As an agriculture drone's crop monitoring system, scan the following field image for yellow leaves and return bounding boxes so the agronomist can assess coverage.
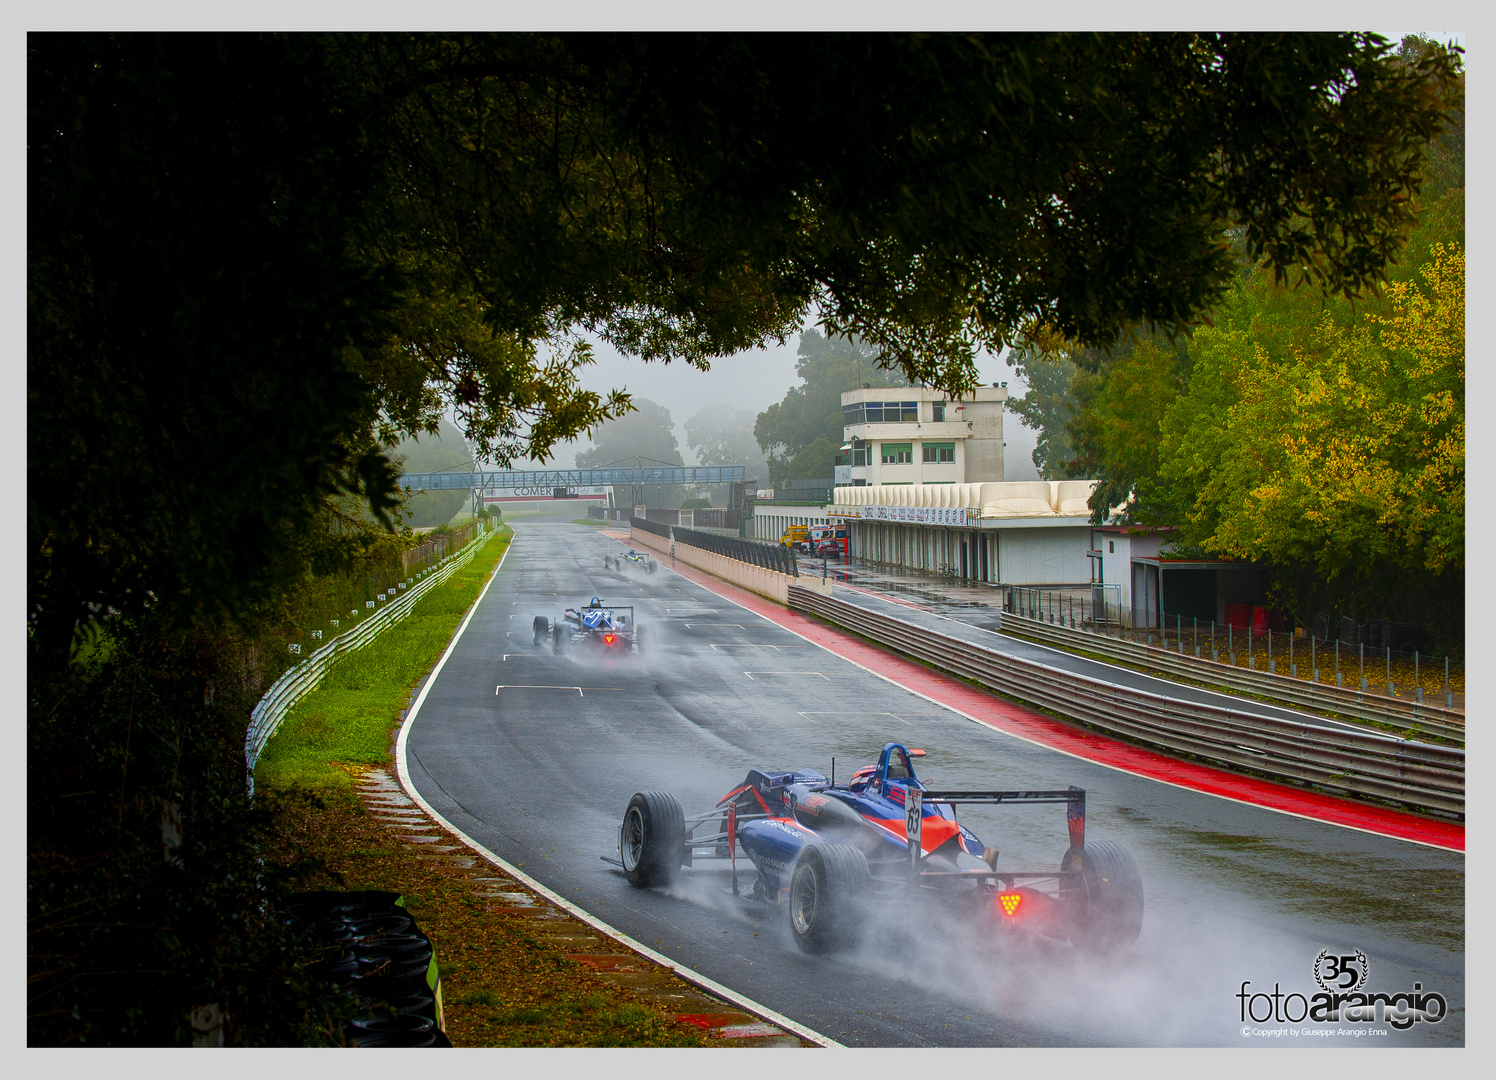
[1158,239,1463,578]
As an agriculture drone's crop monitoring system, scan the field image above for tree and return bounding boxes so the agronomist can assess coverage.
[392,419,473,529]
[754,329,909,485]
[575,399,683,469]
[30,32,1462,665]
[684,407,769,480]
[1007,352,1080,479]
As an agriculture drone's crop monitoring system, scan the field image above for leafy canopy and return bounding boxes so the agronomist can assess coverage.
[29,32,1462,661]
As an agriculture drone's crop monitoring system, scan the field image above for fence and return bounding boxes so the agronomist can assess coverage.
[630,515,672,539]
[243,523,498,793]
[670,524,800,576]
[997,595,1463,743]
[788,586,1463,817]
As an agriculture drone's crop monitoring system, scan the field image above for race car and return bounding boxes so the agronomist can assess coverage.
[533,598,646,654]
[604,549,656,573]
[610,742,1143,954]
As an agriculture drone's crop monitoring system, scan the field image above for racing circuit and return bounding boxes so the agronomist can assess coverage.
[400,517,1464,1047]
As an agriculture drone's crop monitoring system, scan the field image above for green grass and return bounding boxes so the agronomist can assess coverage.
[255,527,511,797]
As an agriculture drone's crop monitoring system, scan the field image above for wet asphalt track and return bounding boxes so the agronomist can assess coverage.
[404,520,1464,1047]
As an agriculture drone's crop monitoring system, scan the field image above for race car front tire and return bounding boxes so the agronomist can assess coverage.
[532,616,549,645]
[605,556,614,569]
[1061,840,1144,952]
[620,791,686,888]
[788,844,871,954]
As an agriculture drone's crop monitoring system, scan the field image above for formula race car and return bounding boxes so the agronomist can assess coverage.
[611,743,1143,954]
[604,549,656,574]
[533,598,646,654]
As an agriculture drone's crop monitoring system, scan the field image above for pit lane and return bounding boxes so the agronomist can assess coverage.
[401,518,1464,1047]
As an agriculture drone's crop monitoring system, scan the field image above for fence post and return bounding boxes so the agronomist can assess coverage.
[1445,656,1451,708]
[1415,651,1422,704]
[1359,642,1365,692]
[1386,645,1393,697]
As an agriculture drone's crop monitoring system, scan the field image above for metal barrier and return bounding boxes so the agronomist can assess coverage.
[244,524,498,792]
[629,515,672,539]
[995,608,1464,746]
[787,587,1463,818]
[671,524,799,577]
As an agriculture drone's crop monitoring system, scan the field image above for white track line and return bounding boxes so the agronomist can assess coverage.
[625,536,1462,855]
[395,526,844,1049]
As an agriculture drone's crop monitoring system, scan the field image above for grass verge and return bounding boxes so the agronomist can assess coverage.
[255,527,711,1047]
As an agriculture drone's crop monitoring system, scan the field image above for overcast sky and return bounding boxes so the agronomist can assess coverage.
[508,323,1041,479]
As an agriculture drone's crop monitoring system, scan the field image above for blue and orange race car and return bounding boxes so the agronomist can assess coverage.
[533,599,645,654]
[614,742,1143,954]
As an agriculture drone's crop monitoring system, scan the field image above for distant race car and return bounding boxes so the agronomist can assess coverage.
[605,549,656,574]
[533,598,646,654]
[610,742,1143,954]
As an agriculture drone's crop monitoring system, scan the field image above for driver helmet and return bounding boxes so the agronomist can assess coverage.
[847,764,878,792]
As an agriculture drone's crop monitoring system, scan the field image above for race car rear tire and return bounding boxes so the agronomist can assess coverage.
[552,624,571,654]
[620,791,686,888]
[635,626,647,654]
[532,616,549,645]
[646,558,656,574]
[1061,840,1144,952]
[788,844,871,954]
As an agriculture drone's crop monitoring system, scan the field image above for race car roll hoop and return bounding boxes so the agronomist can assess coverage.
[609,743,1144,954]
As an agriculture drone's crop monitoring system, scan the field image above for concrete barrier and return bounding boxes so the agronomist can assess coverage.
[630,525,832,605]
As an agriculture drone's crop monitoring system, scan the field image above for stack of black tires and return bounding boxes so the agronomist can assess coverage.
[287,889,451,1047]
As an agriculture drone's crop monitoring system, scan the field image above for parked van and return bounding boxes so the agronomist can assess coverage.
[779,524,811,548]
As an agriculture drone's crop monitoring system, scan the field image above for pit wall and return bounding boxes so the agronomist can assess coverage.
[629,526,833,605]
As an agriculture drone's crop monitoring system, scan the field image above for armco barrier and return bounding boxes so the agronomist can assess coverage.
[997,608,1463,746]
[244,525,499,793]
[788,586,1463,817]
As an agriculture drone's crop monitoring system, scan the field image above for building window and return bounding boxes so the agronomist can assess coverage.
[881,442,913,465]
[1109,540,1115,553]
[858,401,919,424]
[932,401,945,422]
[854,448,867,466]
[922,442,955,463]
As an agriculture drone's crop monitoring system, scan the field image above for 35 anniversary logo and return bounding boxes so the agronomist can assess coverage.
[1237,948,1446,1032]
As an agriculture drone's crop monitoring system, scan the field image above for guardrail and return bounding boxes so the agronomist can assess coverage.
[995,608,1464,746]
[244,524,499,793]
[787,587,1463,818]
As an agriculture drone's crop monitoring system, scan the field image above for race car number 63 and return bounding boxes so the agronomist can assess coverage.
[906,788,922,870]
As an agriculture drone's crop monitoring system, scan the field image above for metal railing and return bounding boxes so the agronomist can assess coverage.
[244,524,498,793]
[787,587,1463,818]
[629,515,672,539]
[994,608,1463,746]
[671,524,799,577]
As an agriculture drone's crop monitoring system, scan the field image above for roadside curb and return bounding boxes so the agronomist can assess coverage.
[620,537,1463,854]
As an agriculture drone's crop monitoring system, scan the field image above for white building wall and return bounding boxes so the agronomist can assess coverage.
[995,526,1093,586]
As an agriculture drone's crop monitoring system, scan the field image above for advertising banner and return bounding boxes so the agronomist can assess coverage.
[832,505,969,526]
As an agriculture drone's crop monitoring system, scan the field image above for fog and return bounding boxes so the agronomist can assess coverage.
[493,327,1042,481]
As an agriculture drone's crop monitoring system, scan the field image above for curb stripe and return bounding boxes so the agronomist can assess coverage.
[637,542,1462,854]
[395,528,845,1049]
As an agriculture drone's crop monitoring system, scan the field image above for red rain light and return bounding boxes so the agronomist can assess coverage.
[998,892,1022,917]
[604,634,615,644]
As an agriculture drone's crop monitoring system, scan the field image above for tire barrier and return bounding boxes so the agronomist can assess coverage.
[669,524,799,577]
[787,587,1464,818]
[284,890,450,1047]
[244,525,497,793]
[997,608,1464,746]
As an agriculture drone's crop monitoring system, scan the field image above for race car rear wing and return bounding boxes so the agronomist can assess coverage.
[909,786,1086,874]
